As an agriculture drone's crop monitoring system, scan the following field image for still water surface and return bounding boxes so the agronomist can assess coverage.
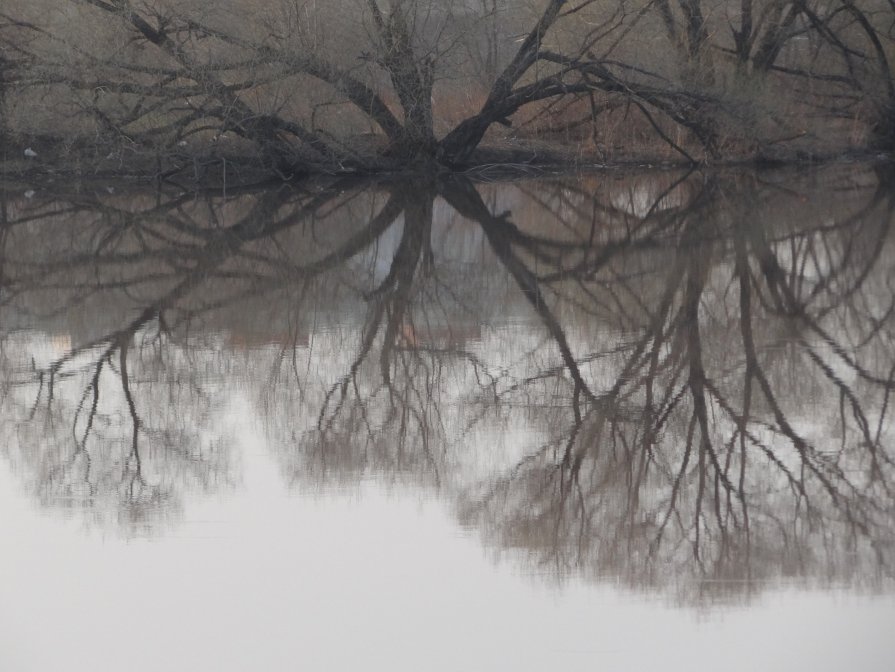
[1,164,894,670]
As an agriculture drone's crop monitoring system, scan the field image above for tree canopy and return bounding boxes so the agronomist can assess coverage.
[1,0,893,176]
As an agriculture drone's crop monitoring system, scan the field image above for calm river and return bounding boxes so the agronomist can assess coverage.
[1,163,894,670]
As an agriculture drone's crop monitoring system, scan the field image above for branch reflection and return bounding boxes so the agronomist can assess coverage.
[1,164,893,600]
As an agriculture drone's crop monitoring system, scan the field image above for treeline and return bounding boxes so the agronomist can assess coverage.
[0,0,893,175]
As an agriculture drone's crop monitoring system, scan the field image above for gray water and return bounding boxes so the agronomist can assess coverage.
[1,164,894,671]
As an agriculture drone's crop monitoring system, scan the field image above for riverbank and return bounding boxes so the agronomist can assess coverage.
[2,132,891,192]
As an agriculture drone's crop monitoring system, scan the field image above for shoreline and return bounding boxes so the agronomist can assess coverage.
[1,141,891,193]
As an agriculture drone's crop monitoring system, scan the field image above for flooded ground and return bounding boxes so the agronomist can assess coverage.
[1,164,894,670]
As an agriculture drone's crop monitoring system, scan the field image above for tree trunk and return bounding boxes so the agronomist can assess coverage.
[0,53,7,142]
[390,55,436,160]
[438,0,569,165]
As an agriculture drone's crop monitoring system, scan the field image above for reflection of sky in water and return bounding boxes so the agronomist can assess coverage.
[2,424,894,672]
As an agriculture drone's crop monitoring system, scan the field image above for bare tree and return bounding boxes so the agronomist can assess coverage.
[0,0,892,175]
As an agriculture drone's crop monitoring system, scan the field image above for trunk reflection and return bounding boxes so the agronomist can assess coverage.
[1,164,893,602]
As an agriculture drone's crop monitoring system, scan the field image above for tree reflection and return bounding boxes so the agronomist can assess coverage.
[450,167,895,600]
[0,164,893,599]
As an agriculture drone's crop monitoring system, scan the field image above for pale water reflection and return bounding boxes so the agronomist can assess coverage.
[2,450,894,672]
[1,164,894,670]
